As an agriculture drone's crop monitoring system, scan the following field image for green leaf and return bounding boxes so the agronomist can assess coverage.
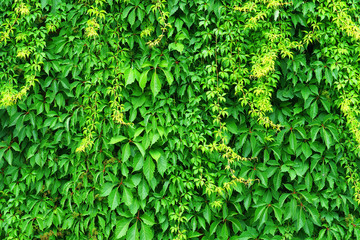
[169,42,184,53]
[159,60,168,68]
[307,206,321,226]
[221,224,229,239]
[256,171,268,187]
[203,205,211,224]
[310,141,325,153]
[301,142,312,159]
[128,9,136,26]
[122,142,131,163]
[157,155,168,176]
[138,179,149,200]
[228,217,243,233]
[115,218,132,239]
[140,222,153,240]
[150,71,161,97]
[100,183,115,197]
[125,68,136,86]
[310,127,320,142]
[109,188,121,210]
[301,87,312,102]
[5,150,13,165]
[309,101,318,119]
[314,68,322,82]
[126,222,138,240]
[162,70,174,85]
[273,172,283,191]
[139,70,149,91]
[143,157,155,182]
[41,0,48,9]
[141,61,153,68]
[324,68,332,85]
[289,131,297,152]
[259,207,268,227]
[254,205,266,223]
[296,127,307,139]
[272,205,283,224]
[123,186,133,207]
[296,208,305,231]
[305,172,313,192]
[141,213,155,226]
[134,142,146,156]
[320,98,331,113]
[149,148,161,161]
[209,220,221,235]
[109,135,127,144]
[321,128,331,149]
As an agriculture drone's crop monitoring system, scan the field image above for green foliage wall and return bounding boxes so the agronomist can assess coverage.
[1,0,360,239]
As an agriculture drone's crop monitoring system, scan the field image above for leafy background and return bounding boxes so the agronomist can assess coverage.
[1,0,360,239]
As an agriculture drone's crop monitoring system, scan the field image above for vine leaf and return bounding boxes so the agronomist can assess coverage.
[150,71,161,97]
[139,70,149,91]
[115,218,132,239]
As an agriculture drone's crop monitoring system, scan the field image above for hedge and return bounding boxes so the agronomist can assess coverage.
[1,0,360,239]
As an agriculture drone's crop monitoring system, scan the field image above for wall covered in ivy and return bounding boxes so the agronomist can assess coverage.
[1,0,360,239]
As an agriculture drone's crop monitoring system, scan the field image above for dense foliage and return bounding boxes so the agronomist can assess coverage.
[1,0,360,239]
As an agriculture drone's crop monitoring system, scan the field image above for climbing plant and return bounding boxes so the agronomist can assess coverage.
[1,0,360,239]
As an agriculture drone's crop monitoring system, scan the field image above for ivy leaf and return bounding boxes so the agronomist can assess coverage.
[141,213,155,226]
[149,148,161,161]
[309,101,318,119]
[100,183,115,197]
[127,222,139,240]
[305,172,313,192]
[169,42,184,53]
[108,188,121,210]
[324,68,332,85]
[157,156,168,176]
[289,131,297,152]
[128,9,136,26]
[121,6,133,19]
[320,98,331,113]
[273,172,283,191]
[134,142,146,156]
[122,142,131,163]
[140,222,154,240]
[272,205,283,224]
[138,179,149,200]
[307,206,321,226]
[310,126,320,142]
[203,205,211,224]
[125,68,136,86]
[254,205,267,223]
[162,70,174,85]
[314,68,322,82]
[123,186,133,207]
[41,0,48,9]
[109,135,127,144]
[301,87,312,102]
[5,150,13,165]
[321,128,331,149]
[228,218,243,233]
[209,220,221,235]
[115,218,132,239]
[143,157,155,182]
[150,71,161,97]
[221,224,229,239]
[159,60,168,68]
[296,208,305,231]
[139,70,149,91]
[301,143,312,159]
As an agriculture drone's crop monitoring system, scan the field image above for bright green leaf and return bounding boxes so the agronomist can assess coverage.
[150,71,161,97]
